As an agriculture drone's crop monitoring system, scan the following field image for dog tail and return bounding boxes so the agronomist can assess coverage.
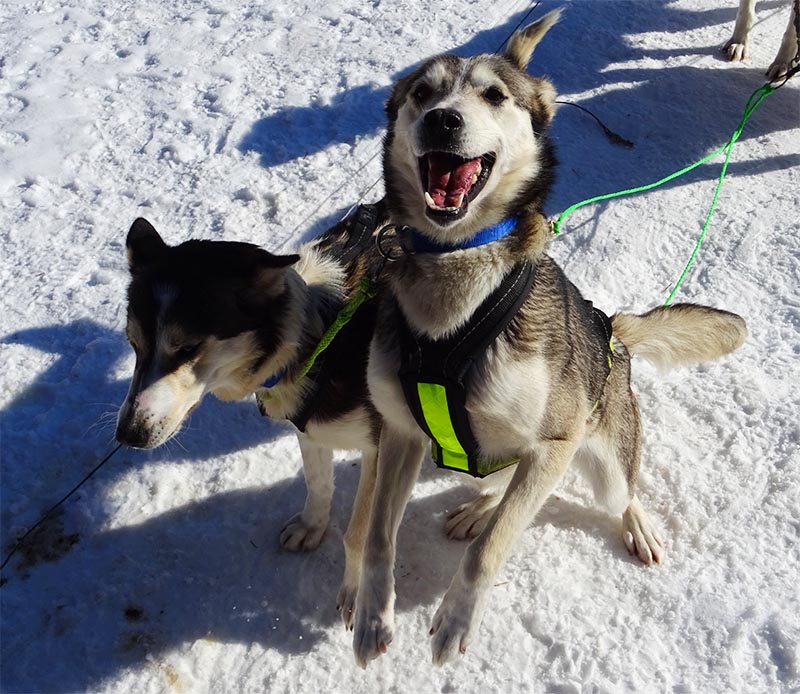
[611,303,747,370]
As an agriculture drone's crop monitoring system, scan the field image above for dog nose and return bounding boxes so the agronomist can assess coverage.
[115,420,150,448]
[424,108,463,133]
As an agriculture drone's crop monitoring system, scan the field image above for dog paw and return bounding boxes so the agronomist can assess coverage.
[622,497,664,566]
[445,494,498,540]
[353,609,394,668]
[279,514,326,552]
[766,60,791,81]
[723,38,748,62]
[429,583,485,666]
[336,582,358,630]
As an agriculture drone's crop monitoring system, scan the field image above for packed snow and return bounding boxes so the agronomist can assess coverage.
[1,0,798,692]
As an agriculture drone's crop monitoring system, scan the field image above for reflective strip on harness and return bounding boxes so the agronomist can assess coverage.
[417,382,470,473]
[397,262,536,478]
[397,260,614,478]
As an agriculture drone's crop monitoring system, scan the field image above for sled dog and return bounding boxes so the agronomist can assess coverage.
[352,10,747,667]
[116,210,387,625]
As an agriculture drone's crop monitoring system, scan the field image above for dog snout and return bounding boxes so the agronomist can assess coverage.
[424,108,464,135]
[115,417,151,448]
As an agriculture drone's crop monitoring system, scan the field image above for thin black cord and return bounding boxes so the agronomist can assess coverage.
[492,0,542,54]
[555,99,636,148]
[1,443,123,572]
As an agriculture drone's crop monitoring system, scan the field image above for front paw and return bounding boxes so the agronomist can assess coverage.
[429,583,485,666]
[279,513,327,551]
[723,38,748,62]
[353,608,394,668]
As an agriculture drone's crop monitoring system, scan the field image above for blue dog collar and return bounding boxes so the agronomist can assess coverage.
[261,368,286,389]
[407,217,518,254]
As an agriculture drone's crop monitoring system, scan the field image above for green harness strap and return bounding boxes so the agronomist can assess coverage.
[551,82,778,304]
[295,277,376,382]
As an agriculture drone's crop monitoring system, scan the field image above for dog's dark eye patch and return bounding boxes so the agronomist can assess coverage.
[483,86,506,105]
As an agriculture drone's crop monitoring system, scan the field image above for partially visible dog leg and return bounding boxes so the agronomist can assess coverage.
[766,7,799,79]
[579,437,664,565]
[724,0,756,61]
[280,436,334,551]
[337,448,378,630]
[353,426,425,668]
[579,380,665,565]
[430,438,580,666]
[445,466,515,540]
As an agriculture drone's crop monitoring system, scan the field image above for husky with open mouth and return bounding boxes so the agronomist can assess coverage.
[116,209,388,626]
[353,11,747,667]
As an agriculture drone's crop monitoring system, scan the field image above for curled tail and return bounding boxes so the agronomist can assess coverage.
[611,303,747,371]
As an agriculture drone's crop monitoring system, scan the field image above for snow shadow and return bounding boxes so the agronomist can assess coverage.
[240,1,799,216]
[0,451,640,692]
[0,320,291,544]
[0,461,468,691]
[237,7,543,169]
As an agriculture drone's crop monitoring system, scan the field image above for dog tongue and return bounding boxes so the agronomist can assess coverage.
[427,154,481,208]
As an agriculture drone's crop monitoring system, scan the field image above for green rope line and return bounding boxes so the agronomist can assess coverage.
[275,83,780,388]
[551,82,776,305]
[294,276,377,381]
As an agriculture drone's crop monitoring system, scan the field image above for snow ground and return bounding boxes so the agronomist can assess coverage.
[1,0,798,692]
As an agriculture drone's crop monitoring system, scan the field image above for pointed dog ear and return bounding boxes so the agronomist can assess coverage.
[126,218,167,272]
[237,252,300,315]
[255,252,300,296]
[505,9,561,70]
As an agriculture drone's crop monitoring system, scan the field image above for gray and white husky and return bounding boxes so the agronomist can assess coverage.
[116,213,386,624]
[352,11,747,667]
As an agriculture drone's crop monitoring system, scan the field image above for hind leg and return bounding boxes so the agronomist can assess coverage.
[579,388,664,565]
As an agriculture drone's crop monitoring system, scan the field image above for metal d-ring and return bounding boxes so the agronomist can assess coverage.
[376,224,415,261]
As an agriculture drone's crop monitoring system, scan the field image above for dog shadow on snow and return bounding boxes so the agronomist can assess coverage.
[240,0,798,238]
[0,442,632,692]
[1,322,631,692]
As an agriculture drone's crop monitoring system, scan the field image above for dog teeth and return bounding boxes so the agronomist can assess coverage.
[424,191,464,212]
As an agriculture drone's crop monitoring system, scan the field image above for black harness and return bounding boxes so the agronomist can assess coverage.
[396,261,536,477]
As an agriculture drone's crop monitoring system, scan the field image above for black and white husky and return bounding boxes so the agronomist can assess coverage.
[116,212,386,625]
[352,11,748,667]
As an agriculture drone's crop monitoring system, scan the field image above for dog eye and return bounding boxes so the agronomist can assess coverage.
[483,87,506,105]
[177,342,202,359]
[413,83,431,103]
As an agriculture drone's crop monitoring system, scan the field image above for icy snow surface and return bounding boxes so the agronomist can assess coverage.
[1,0,799,692]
